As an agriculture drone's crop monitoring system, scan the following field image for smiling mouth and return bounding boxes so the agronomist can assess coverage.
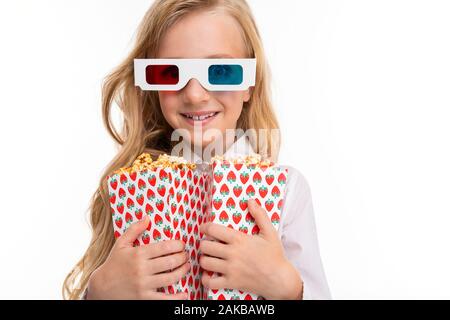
[180,112,219,121]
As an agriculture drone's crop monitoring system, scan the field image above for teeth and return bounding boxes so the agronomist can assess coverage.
[184,112,216,121]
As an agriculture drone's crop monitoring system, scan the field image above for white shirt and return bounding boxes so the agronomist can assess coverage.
[179,135,332,300]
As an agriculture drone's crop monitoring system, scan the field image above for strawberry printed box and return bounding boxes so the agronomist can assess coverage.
[107,153,288,300]
[201,156,288,300]
[107,153,209,300]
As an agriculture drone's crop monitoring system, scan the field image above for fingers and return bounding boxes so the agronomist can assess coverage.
[201,272,227,290]
[199,255,227,274]
[148,251,189,274]
[117,215,150,247]
[139,240,186,259]
[150,261,191,288]
[154,292,188,300]
[200,222,239,244]
[247,199,275,236]
[199,239,229,259]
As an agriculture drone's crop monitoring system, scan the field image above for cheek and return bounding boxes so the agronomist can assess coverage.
[215,92,246,125]
[158,92,180,128]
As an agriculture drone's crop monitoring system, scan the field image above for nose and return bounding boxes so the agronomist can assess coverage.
[181,78,210,105]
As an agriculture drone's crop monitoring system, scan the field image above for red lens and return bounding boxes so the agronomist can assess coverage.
[145,65,179,85]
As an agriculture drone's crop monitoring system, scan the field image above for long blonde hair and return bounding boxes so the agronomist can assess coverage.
[63,0,280,299]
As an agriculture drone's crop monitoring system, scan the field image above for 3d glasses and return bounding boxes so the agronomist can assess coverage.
[134,58,256,91]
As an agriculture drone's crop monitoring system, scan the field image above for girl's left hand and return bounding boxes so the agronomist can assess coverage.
[199,199,303,300]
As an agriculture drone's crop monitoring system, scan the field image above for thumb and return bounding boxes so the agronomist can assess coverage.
[117,215,150,247]
[248,199,275,237]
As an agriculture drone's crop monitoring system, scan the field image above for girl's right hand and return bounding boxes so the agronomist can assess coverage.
[86,215,190,300]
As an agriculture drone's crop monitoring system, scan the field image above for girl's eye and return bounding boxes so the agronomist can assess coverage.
[210,65,233,78]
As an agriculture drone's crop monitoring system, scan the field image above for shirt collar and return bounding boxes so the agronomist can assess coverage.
[177,135,257,164]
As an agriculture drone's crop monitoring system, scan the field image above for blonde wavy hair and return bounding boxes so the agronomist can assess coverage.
[63,0,280,299]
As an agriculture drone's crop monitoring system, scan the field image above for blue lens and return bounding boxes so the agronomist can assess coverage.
[208,64,243,85]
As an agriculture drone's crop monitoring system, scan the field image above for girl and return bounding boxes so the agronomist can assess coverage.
[63,0,331,300]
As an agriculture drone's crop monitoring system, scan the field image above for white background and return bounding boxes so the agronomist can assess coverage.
[0,0,449,299]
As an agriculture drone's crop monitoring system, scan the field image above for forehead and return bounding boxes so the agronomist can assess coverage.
[157,9,247,59]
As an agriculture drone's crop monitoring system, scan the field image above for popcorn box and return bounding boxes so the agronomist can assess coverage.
[107,154,209,300]
[107,153,288,300]
[201,158,288,300]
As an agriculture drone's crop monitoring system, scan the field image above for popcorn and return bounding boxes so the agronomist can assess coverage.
[107,152,288,300]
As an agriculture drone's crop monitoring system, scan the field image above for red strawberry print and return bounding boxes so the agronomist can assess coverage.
[115,216,123,228]
[182,234,188,244]
[278,199,284,210]
[271,212,280,224]
[253,172,262,184]
[226,198,235,209]
[271,186,281,198]
[179,168,185,178]
[183,194,189,205]
[193,224,199,236]
[278,172,287,185]
[187,170,192,181]
[157,185,166,197]
[129,171,137,181]
[219,211,229,223]
[187,223,193,234]
[126,198,134,209]
[212,198,222,210]
[188,276,193,287]
[169,186,174,199]
[119,174,127,184]
[176,192,182,203]
[127,183,136,196]
[221,161,230,169]
[174,177,180,188]
[165,210,171,222]
[173,217,179,229]
[220,184,229,196]
[145,203,153,215]
[154,214,163,226]
[142,233,150,244]
[227,171,236,183]
[180,219,186,231]
[239,225,248,234]
[159,169,168,181]
[109,178,118,190]
[156,199,164,212]
[265,174,274,185]
[171,203,177,215]
[118,188,126,199]
[252,225,260,235]
[213,171,223,183]
[185,209,191,221]
[116,202,124,214]
[265,199,274,212]
[218,294,226,300]
[240,171,249,184]
[138,178,146,191]
[136,194,144,206]
[153,229,161,241]
[125,212,133,224]
[163,225,173,238]
[135,208,143,220]
[146,188,155,201]
[133,239,140,247]
[181,276,187,287]
[189,235,195,248]
[188,185,194,196]
[175,230,180,240]
[259,186,268,198]
[245,212,255,223]
[244,294,253,300]
[233,185,242,197]
[146,218,152,231]
[109,193,116,204]
[148,174,156,186]
[114,230,121,239]
[234,163,243,171]
[239,199,248,211]
[193,174,198,185]
[232,211,242,224]
[246,185,255,197]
